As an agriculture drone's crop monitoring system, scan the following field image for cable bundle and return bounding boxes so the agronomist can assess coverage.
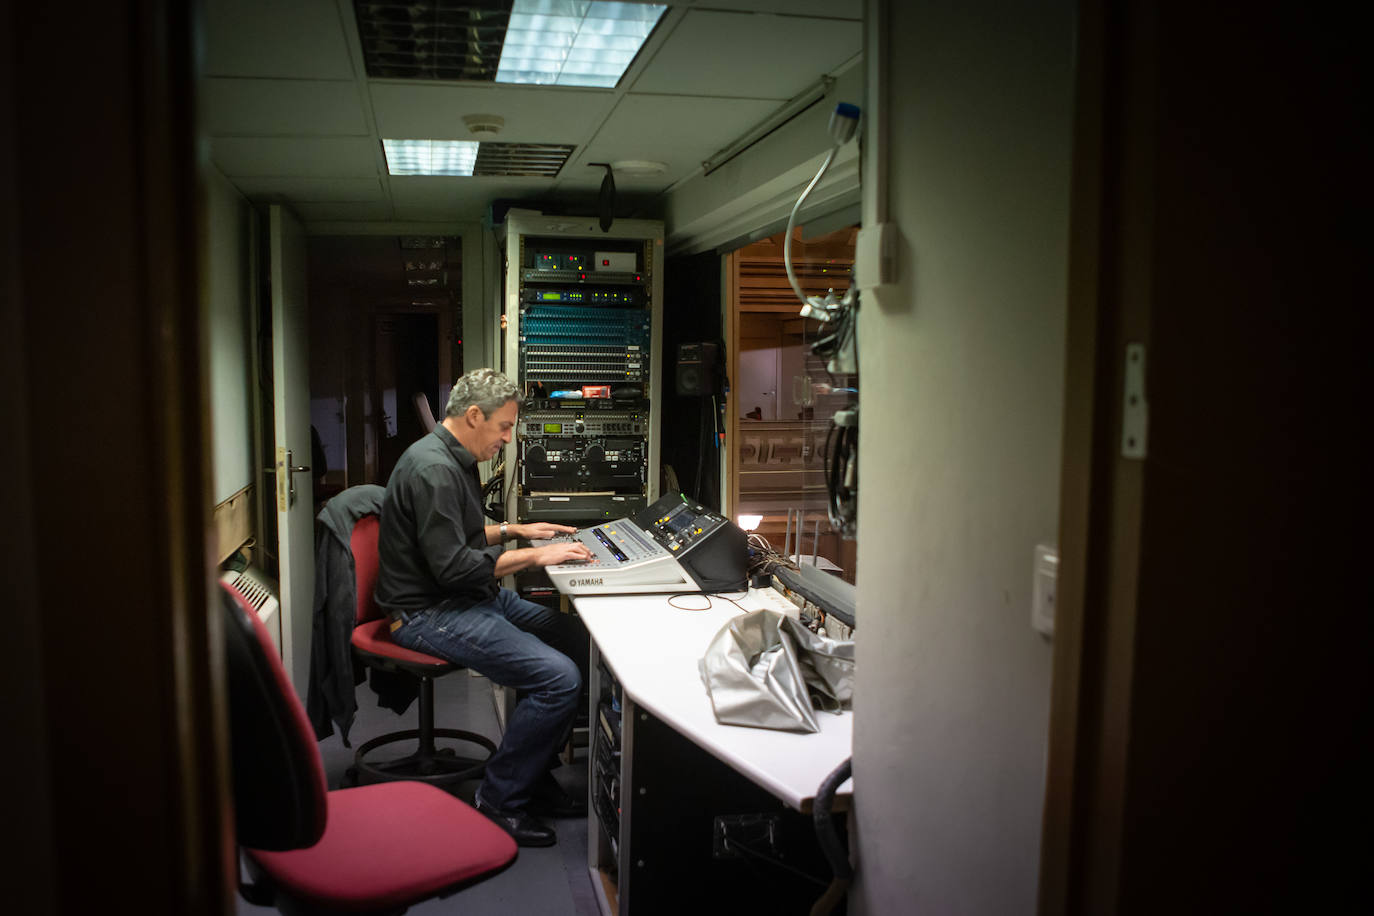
[805,283,859,378]
[782,101,864,541]
[823,410,858,538]
[746,533,799,579]
[482,454,507,521]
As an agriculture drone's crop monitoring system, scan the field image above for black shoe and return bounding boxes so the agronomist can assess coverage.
[474,797,556,847]
[527,772,587,818]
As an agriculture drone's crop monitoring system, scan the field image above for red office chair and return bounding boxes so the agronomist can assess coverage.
[347,514,495,786]
[222,582,517,913]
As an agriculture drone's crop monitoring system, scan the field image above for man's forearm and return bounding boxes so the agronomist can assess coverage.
[493,547,539,578]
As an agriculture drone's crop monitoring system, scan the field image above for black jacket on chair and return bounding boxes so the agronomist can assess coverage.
[307,485,419,744]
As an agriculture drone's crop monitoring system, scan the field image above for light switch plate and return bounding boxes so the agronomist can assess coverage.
[855,222,897,289]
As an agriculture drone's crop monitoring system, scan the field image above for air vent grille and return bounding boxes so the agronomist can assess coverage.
[221,568,280,618]
[354,0,513,81]
[231,572,272,611]
[474,143,575,178]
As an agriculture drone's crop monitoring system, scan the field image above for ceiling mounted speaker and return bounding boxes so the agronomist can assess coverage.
[593,163,616,232]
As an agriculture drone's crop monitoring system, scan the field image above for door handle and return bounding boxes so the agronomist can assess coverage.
[273,447,312,510]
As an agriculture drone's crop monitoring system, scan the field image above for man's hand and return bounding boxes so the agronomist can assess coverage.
[534,541,593,566]
[520,522,578,540]
[491,530,594,577]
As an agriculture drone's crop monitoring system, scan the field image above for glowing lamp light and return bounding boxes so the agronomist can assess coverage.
[738,514,763,532]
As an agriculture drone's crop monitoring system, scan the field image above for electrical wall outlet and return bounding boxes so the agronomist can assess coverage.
[1032,544,1058,637]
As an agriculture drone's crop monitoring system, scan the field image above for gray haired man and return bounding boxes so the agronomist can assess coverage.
[376,368,593,846]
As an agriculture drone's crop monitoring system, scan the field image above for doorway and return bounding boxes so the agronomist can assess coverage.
[307,235,461,491]
[373,311,440,484]
[725,226,858,583]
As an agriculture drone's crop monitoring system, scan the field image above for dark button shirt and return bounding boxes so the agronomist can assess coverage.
[375,425,503,613]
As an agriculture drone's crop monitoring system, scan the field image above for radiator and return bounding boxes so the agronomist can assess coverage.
[221,567,282,654]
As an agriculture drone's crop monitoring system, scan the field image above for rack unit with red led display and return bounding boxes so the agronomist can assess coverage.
[499,213,665,527]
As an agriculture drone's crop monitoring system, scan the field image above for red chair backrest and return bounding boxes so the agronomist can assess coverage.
[221,581,328,851]
[351,514,383,625]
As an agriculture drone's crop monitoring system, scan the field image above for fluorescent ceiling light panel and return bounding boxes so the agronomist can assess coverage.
[382,139,479,176]
[497,0,667,88]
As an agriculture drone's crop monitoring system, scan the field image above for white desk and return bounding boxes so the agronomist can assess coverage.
[573,588,853,915]
[574,589,853,810]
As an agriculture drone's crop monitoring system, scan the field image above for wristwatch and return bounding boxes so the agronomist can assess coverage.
[500,522,509,540]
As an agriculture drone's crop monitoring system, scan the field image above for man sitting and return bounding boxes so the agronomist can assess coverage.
[376,368,593,846]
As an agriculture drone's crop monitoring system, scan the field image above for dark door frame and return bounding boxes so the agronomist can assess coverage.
[1040,2,1361,911]
[5,0,234,912]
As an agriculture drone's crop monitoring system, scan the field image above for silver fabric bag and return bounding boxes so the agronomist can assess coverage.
[699,609,855,733]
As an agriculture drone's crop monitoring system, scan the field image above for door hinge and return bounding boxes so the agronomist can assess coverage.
[1121,343,1148,459]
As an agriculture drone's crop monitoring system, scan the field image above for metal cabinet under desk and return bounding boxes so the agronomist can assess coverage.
[576,593,853,916]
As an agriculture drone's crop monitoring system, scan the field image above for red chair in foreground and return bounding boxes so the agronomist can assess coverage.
[222,581,517,913]
[347,513,495,786]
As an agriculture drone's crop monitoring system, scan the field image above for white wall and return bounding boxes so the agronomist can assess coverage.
[853,1,1074,912]
[205,163,256,504]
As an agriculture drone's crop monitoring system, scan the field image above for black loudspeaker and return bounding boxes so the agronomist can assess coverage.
[676,341,722,396]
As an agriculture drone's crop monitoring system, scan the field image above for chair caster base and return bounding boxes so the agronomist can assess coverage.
[353,727,496,788]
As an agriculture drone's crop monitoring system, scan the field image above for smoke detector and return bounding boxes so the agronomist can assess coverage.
[463,114,505,139]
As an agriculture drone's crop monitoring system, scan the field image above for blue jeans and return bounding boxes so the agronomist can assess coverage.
[391,588,586,812]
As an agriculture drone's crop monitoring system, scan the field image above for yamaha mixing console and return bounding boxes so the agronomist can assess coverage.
[540,493,747,595]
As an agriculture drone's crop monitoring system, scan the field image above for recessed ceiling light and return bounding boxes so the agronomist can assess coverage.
[382,139,479,176]
[610,159,668,177]
[496,1,668,88]
[384,139,577,178]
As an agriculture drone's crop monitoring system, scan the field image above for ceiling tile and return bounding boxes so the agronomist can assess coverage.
[680,0,861,18]
[388,176,550,219]
[353,0,510,81]
[229,177,386,202]
[292,200,396,222]
[631,10,861,99]
[210,137,381,178]
[579,94,779,171]
[203,79,369,137]
[199,0,865,227]
[204,0,356,80]
[369,83,618,146]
